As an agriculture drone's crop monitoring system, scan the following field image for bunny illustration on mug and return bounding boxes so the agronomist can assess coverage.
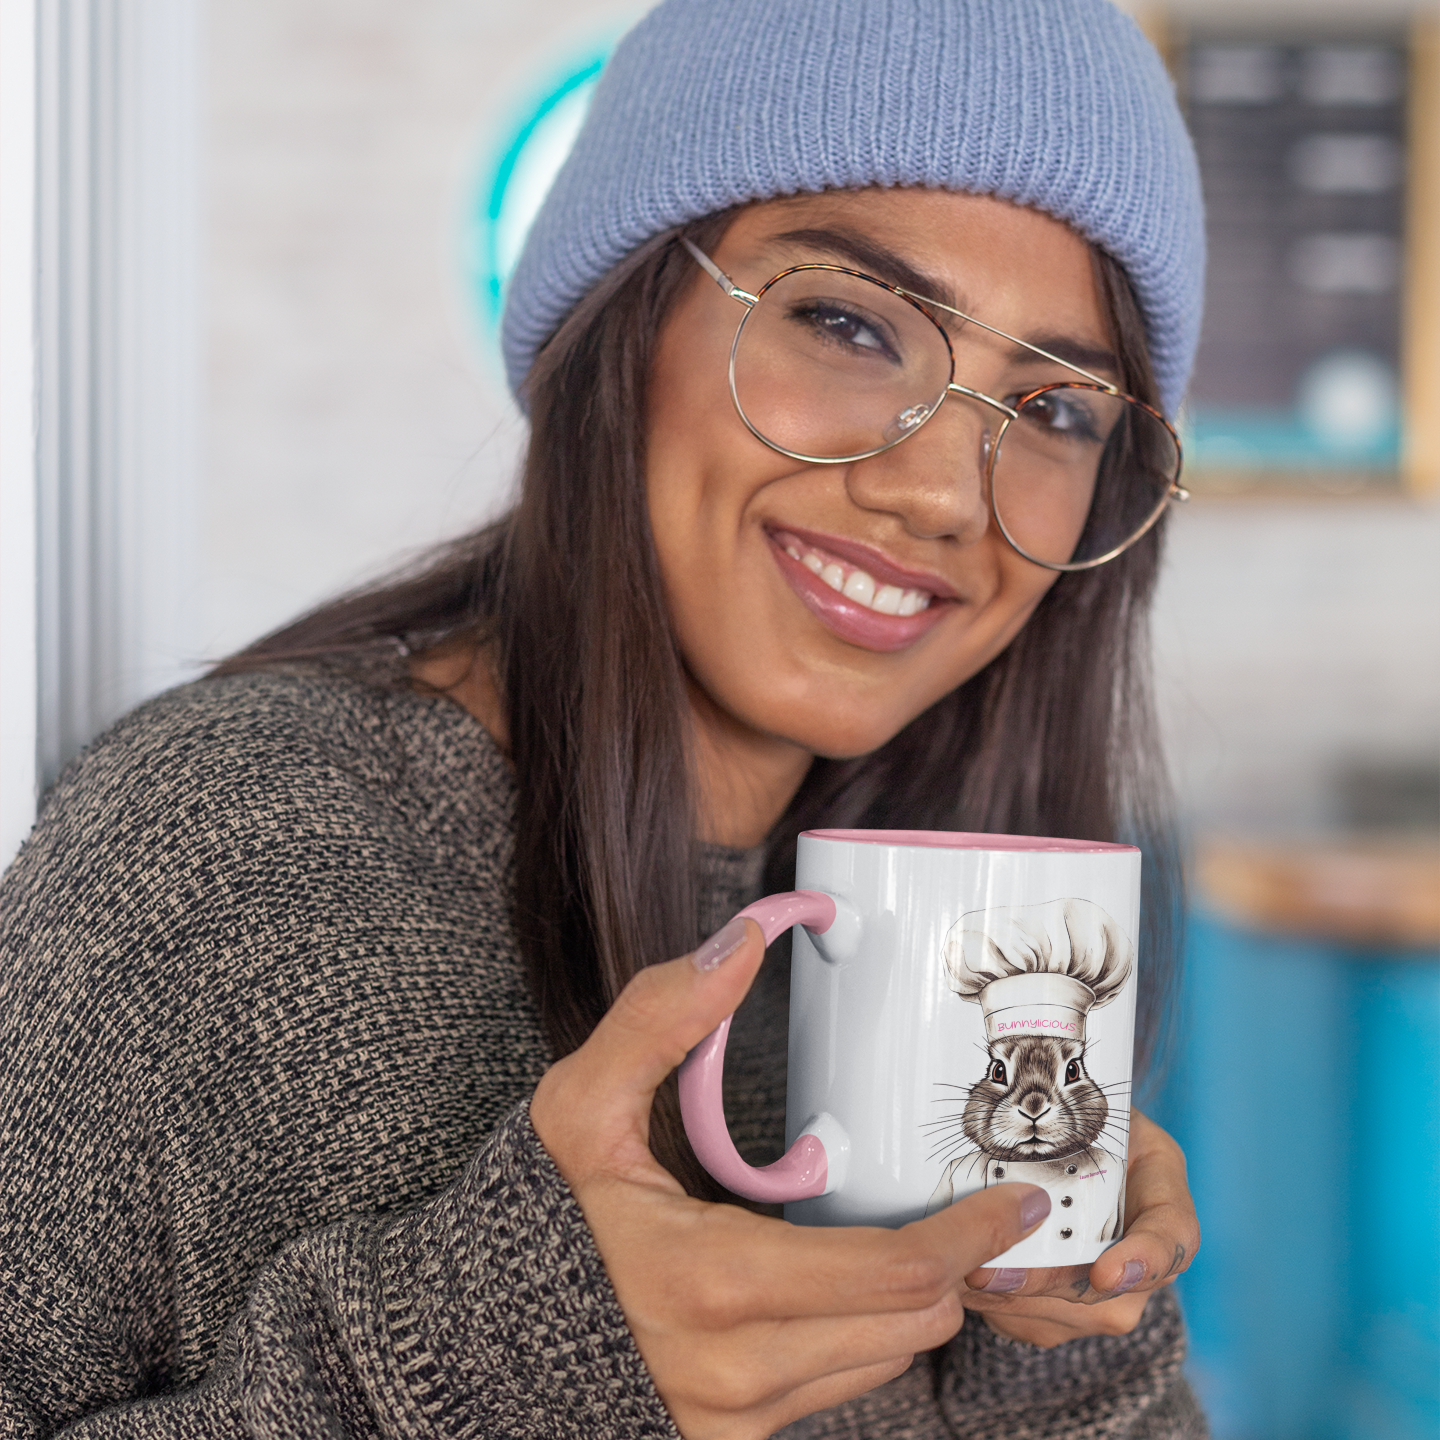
[677,828,1141,1262]
[925,897,1134,1246]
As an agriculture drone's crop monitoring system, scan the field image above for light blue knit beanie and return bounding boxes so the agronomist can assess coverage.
[502,0,1204,418]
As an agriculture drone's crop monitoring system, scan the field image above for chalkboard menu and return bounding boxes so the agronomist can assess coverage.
[1183,35,1409,487]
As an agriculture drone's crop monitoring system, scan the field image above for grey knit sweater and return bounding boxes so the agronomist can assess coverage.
[0,669,1205,1439]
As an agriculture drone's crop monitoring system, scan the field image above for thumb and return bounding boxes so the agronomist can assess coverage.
[914,1181,1054,1279]
[591,916,766,1110]
[532,917,766,1178]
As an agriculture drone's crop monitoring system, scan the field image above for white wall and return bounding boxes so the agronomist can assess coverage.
[205,0,636,660]
[205,0,1440,835]
[3,0,204,867]
[0,0,38,867]
[1154,495,1438,832]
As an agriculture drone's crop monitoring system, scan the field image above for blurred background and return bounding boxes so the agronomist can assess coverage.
[0,1,1435,1437]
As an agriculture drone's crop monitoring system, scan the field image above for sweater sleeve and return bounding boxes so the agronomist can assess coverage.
[772,1289,1206,1440]
[0,673,681,1440]
[937,1291,1207,1439]
[0,1102,679,1440]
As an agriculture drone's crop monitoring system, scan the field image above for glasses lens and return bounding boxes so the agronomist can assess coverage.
[732,268,952,460]
[990,387,1180,568]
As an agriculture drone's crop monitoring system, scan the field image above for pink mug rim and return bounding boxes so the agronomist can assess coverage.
[800,827,1139,854]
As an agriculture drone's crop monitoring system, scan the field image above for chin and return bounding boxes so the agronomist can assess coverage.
[787,714,915,762]
[750,682,929,760]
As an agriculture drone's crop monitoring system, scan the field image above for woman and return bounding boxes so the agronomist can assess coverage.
[0,1,1206,1436]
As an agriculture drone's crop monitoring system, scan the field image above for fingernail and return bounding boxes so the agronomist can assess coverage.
[1113,1260,1147,1293]
[691,917,748,972]
[1019,1187,1052,1230]
[984,1268,1026,1293]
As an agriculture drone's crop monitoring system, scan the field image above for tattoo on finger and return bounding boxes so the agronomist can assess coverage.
[1162,1242,1186,1279]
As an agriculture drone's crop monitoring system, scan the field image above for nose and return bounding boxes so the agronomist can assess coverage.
[843,393,994,543]
[1019,1092,1052,1120]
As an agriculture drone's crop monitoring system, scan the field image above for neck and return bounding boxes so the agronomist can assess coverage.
[686,673,813,849]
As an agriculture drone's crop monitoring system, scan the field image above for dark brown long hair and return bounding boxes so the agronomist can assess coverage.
[215,205,1181,1198]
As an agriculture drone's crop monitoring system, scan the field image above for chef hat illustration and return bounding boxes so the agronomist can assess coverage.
[941,898,1133,1043]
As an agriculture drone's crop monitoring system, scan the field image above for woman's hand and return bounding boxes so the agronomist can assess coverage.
[960,1110,1201,1348]
[530,921,1052,1440]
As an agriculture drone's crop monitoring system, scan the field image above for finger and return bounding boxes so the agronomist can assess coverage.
[750,1356,917,1440]
[644,1180,1052,1322]
[593,917,769,1105]
[683,1291,964,1415]
[964,1112,1200,1303]
[962,1262,1094,1301]
[975,1289,1153,1347]
[1086,1111,1199,1297]
[756,1292,964,1395]
[531,917,768,1177]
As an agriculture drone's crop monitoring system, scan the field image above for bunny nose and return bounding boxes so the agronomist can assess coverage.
[1019,1092,1052,1119]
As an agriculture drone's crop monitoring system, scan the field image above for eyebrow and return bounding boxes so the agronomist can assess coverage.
[1010,337,1120,379]
[764,224,1121,381]
[767,226,961,312]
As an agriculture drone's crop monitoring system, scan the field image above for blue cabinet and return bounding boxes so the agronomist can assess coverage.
[1154,914,1439,1440]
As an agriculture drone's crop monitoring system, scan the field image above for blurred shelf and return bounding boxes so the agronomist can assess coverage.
[1195,835,1440,949]
[1176,479,1430,505]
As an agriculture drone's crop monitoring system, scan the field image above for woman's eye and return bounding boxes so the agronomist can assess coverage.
[792,303,895,358]
[989,1060,1008,1085]
[1064,1059,1082,1083]
[1020,392,1103,442]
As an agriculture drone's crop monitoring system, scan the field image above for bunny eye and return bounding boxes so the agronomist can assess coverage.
[1064,1059,1082,1084]
[989,1060,1008,1085]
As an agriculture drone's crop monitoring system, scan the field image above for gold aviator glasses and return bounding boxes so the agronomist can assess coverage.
[684,238,1188,572]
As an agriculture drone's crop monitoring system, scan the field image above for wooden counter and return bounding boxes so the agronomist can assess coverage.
[1195,836,1440,950]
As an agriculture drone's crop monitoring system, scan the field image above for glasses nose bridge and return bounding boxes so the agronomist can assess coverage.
[886,378,1002,506]
[944,380,1019,421]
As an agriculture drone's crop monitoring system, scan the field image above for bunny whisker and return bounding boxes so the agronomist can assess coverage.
[932,1148,987,1181]
[928,1137,980,1161]
[920,1122,973,1140]
[929,1140,984,1168]
[920,1115,973,1134]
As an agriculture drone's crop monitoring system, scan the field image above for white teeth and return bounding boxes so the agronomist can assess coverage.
[842,570,876,606]
[873,584,904,615]
[786,540,936,618]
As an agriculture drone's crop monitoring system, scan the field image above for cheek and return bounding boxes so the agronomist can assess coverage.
[645,304,760,595]
[992,463,1096,566]
[645,361,797,633]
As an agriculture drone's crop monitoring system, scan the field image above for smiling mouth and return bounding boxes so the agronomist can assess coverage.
[771,531,938,616]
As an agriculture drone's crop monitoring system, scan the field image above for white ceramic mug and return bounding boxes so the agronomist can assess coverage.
[679,828,1141,1267]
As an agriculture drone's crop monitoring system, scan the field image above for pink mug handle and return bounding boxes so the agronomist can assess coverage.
[679,890,843,1203]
